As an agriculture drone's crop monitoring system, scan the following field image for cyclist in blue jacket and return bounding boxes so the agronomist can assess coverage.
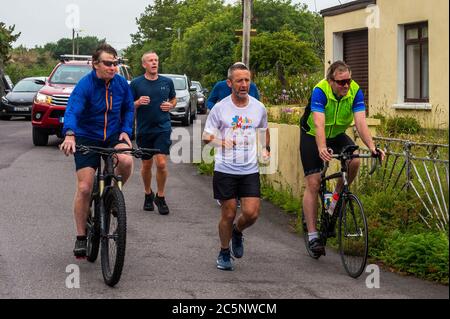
[60,44,134,258]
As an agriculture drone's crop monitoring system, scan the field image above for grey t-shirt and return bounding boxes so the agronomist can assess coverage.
[203,95,268,175]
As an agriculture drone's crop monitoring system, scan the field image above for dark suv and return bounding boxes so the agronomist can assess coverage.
[31,55,132,146]
[192,80,208,114]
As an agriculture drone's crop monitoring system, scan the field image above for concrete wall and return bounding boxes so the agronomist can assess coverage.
[323,0,449,129]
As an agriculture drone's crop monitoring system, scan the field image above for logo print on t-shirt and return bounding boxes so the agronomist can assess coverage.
[231,115,253,130]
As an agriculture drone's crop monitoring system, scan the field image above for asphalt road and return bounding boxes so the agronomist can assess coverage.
[0,116,447,299]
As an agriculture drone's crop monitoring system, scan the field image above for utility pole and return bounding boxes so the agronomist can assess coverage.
[242,0,251,67]
[72,28,75,56]
[76,31,79,55]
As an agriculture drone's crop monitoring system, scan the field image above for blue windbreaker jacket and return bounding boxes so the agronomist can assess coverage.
[62,70,134,141]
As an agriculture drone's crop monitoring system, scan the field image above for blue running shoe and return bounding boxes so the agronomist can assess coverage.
[231,224,244,258]
[216,249,234,271]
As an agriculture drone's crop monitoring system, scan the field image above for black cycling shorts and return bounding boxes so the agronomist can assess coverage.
[74,133,125,171]
[300,131,356,176]
[136,131,172,160]
[213,171,261,200]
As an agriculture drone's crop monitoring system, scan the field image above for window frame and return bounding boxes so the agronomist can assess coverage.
[404,22,429,103]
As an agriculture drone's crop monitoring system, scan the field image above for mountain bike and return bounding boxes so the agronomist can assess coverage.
[302,144,381,278]
[76,144,158,287]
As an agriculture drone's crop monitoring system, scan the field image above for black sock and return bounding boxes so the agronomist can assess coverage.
[221,248,230,253]
[77,236,87,241]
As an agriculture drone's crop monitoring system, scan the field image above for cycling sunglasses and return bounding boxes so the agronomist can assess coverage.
[333,78,352,86]
[101,60,119,67]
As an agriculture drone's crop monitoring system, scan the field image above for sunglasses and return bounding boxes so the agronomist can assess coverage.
[101,60,119,67]
[333,78,352,86]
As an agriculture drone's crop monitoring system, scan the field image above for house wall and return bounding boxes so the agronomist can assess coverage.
[323,0,449,129]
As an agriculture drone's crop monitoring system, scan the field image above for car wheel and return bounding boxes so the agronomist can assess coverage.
[32,127,49,146]
[182,106,190,126]
[0,115,12,120]
[190,106,196,123]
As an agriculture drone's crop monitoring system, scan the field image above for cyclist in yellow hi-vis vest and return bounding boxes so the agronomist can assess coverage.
[299,61,385,258]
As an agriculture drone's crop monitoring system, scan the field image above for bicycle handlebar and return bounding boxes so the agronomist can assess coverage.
[75,145,160,159]
[324,145,382,175]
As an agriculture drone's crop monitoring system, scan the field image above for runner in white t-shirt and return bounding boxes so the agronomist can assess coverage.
[203,62,270,271]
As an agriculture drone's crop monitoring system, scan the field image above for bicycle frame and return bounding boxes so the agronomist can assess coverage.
[77,144,159,286]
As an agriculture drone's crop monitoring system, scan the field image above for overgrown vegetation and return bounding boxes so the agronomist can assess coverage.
[260,180,301,214]
[255,71,322,106]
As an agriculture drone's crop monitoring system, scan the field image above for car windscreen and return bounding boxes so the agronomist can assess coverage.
[168,77,186,90]
[192,82,202,91]
[50,64,91,85]
[12,79,44,92]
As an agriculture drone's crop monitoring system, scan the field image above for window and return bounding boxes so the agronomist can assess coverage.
[405,22,428,102]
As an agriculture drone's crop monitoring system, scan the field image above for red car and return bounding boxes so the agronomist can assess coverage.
[31,55,133,146]
[32,55,92,146]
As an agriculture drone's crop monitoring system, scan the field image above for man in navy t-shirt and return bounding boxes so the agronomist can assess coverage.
[130,51,176,215]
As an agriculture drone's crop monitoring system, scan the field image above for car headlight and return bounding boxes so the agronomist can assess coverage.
[1,96,8,104]
[34,93,52,105]
[176,96,189,103]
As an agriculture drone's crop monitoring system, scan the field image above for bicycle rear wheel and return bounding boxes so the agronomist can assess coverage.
[338,193,368,278]
[101,186,127,287]
[86,179,100,262]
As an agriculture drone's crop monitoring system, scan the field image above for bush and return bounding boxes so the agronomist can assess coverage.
[382,230,449,283]
[254,71,322,106]
[386,116,421,135]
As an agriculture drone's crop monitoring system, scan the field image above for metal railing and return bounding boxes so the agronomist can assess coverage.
[359,136,449,231]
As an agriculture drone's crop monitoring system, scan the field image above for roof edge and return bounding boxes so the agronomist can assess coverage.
[320,0,376,17]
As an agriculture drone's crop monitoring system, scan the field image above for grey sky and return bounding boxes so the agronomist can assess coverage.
[0,0,353,50]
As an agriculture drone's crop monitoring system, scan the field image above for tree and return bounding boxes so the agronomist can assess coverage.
[42,36,106,60]
[164,7,241,88]
[0,22,21,65]
[252,0,324,58]
[126,0,324,88]
[241,29,321,75]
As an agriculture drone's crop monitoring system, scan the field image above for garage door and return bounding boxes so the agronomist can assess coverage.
[343,29,369,111]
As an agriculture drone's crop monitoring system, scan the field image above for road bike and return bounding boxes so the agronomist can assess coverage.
[76,144,158,287]
[302,144,381,278]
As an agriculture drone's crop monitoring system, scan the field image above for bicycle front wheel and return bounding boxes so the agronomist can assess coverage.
[101,186,127,287]
[338,193,368,278]
[86,179,100,263]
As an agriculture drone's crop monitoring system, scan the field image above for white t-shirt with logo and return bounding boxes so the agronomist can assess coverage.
[203,95,268,175]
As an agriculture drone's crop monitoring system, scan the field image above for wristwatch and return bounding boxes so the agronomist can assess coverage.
[65,129,75,137]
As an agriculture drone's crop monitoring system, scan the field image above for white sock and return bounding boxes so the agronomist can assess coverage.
[308,232,319,241]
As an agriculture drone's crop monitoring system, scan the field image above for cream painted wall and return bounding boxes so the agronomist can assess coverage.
[323,0,449,129]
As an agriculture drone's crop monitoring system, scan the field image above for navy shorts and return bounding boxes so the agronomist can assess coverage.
[213,171,261,200]
[300,131,356,176]
[136,131,172,160]
[74,133,125,171]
